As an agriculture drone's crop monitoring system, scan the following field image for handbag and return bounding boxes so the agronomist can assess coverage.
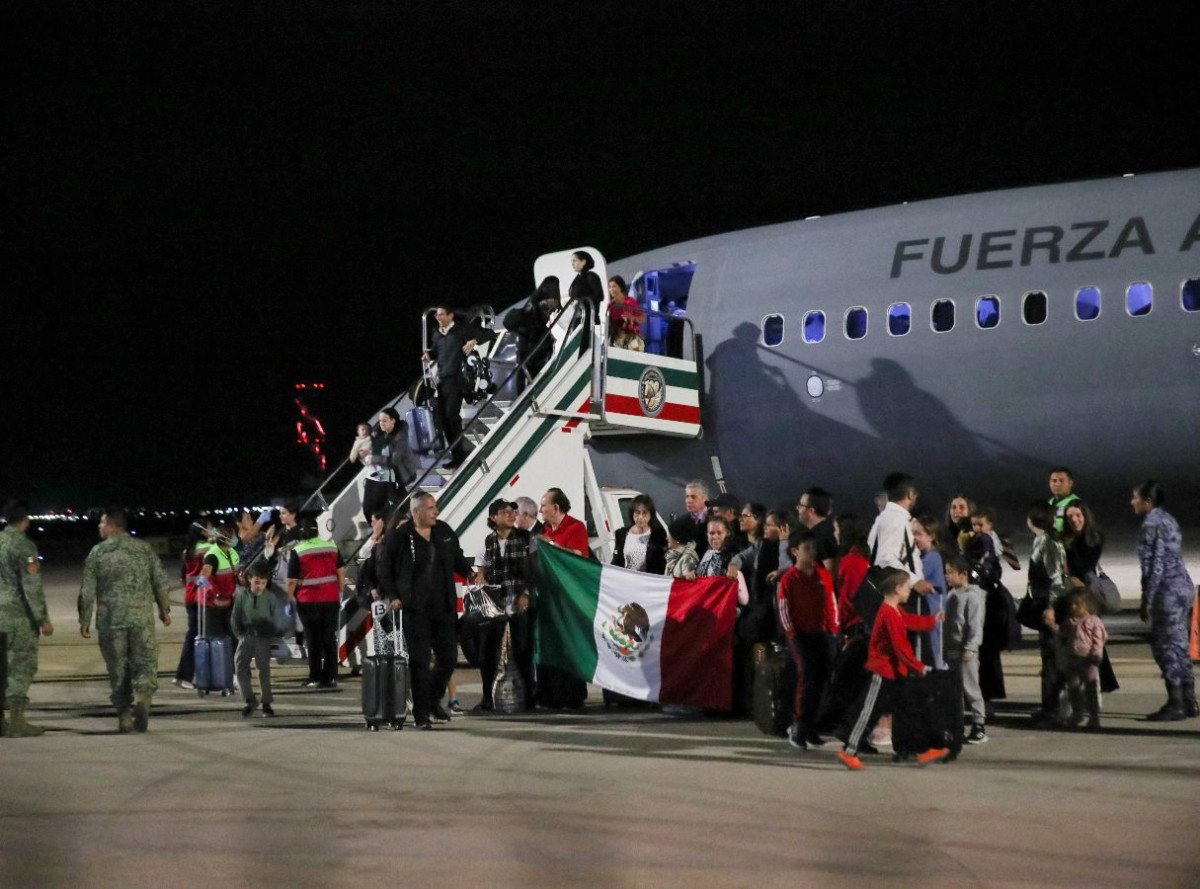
[1086,569,1121,615]
[1016,590,1047,631]
[461,584,506,636]
[491,625,526,714]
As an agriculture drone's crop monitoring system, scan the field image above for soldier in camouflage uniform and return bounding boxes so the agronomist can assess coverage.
[1,502,55,737]
[78,509,172,733]
[1133,481,1198,721]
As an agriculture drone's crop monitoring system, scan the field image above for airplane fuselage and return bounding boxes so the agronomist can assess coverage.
[589,169,1200,532]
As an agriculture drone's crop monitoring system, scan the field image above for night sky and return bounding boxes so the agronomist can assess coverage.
[4,2,1195,509]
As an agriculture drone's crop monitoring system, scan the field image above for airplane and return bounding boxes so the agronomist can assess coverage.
[589,166,1200,535]
[311,167,1200,580]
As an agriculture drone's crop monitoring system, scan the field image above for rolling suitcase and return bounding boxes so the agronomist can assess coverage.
[362,601,409,731]
[194,596,234,696]
[892,670,962,761]
[406,406,440,455]
[752,643,797,737]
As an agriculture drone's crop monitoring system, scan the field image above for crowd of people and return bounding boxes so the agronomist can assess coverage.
[1,462,1198,753]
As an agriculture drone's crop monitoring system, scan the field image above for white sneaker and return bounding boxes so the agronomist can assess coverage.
[172,678,195,691]
[868,726,893,748]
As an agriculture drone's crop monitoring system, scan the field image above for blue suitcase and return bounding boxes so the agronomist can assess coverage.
[195,599,234,696]
[406,406,441,454]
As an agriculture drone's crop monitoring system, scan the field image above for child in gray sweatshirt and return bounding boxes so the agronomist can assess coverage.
[944,555,988,744]
[231,562,286,717]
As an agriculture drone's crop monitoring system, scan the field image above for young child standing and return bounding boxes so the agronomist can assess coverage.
[778,534,839,750]
[838,567,948,770]
[231,563,284,717]
[1053,590,1108,729]
[944,555,988,744]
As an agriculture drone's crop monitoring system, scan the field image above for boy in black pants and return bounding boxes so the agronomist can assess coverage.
[838,567,948,770]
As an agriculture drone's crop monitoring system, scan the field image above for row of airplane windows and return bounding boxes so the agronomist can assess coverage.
[760,277,1200,346]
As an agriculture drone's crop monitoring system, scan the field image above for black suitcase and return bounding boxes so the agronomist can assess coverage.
[362,603,409,731]
[892,670,963,760]
[752,643,797,737]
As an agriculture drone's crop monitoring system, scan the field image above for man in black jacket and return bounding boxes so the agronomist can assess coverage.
[423,306,475,468]
[378,492,472,729]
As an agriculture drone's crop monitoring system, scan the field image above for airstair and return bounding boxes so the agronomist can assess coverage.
[300,248,703,568]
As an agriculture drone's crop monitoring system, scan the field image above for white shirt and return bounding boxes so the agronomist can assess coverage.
[867,501,924,584]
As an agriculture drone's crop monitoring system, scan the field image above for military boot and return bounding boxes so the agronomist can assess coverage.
[1182,676,1199,718]
[117,710,135,733]
[1146,681,1186,722]
[3,704,47,738]
[131,694,152,733]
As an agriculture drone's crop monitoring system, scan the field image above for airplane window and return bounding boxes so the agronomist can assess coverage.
[761,313,785,347]
[844,307,867,340]
[803,311,825,343]
[1126,281,1152,317]
[976,295,1000,329]
[1023,291,1048,325]
[931,299,955,332]
[887,303,911,336]
[1184,278,1200,312]
[1075,286,1101,321]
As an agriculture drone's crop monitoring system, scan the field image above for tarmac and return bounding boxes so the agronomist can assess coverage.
[2,551,1199,889]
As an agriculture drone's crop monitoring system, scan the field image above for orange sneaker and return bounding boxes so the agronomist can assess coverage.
[916,747,950,765]
[837,749,865,771]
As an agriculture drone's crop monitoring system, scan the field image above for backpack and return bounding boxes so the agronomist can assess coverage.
[852,524,917,632]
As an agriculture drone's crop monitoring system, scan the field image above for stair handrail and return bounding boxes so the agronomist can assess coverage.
[401,297,593,504]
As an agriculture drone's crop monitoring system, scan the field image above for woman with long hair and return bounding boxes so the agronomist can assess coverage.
[611,494,667,575]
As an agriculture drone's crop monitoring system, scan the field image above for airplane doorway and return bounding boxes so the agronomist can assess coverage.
[633,262,695,356]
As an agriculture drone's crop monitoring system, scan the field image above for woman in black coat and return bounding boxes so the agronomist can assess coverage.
[611,494,667,575]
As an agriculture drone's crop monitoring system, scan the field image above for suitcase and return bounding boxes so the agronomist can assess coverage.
[892,670,964,761]
[362,602,409,731]
[194,598,234,696]
[406,406,441,455]
[752,642,797,737]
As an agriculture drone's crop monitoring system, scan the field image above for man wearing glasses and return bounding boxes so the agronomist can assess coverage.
[797,487,838,577]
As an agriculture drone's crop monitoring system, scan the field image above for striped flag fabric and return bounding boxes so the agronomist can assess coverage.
[535,544,738,709]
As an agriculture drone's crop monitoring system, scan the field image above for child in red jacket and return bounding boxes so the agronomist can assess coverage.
[838,567,948,770]
[778,534,839,750]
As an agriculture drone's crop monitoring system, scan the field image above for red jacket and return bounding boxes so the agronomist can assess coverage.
[777,564,838,637]
[836,549,870,631]
[544,514,589,558]
[867,602,937,679]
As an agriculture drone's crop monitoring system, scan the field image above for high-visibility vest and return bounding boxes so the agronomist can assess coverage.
[293,538,341,603]
[203,545,241,609]
[183,541,215,605]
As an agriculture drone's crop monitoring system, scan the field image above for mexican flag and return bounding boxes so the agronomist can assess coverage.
[535,543,739,710]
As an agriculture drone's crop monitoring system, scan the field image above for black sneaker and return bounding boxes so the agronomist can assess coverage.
[471,701,495,714]
[415,721,434,731]
[242,701,257,718]
[805,734,827,749]
[430,704,452,723]
[966,725,988,744]
[262,703,275,717]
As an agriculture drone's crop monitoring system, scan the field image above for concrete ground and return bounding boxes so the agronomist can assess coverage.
[2,557,1199,889]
